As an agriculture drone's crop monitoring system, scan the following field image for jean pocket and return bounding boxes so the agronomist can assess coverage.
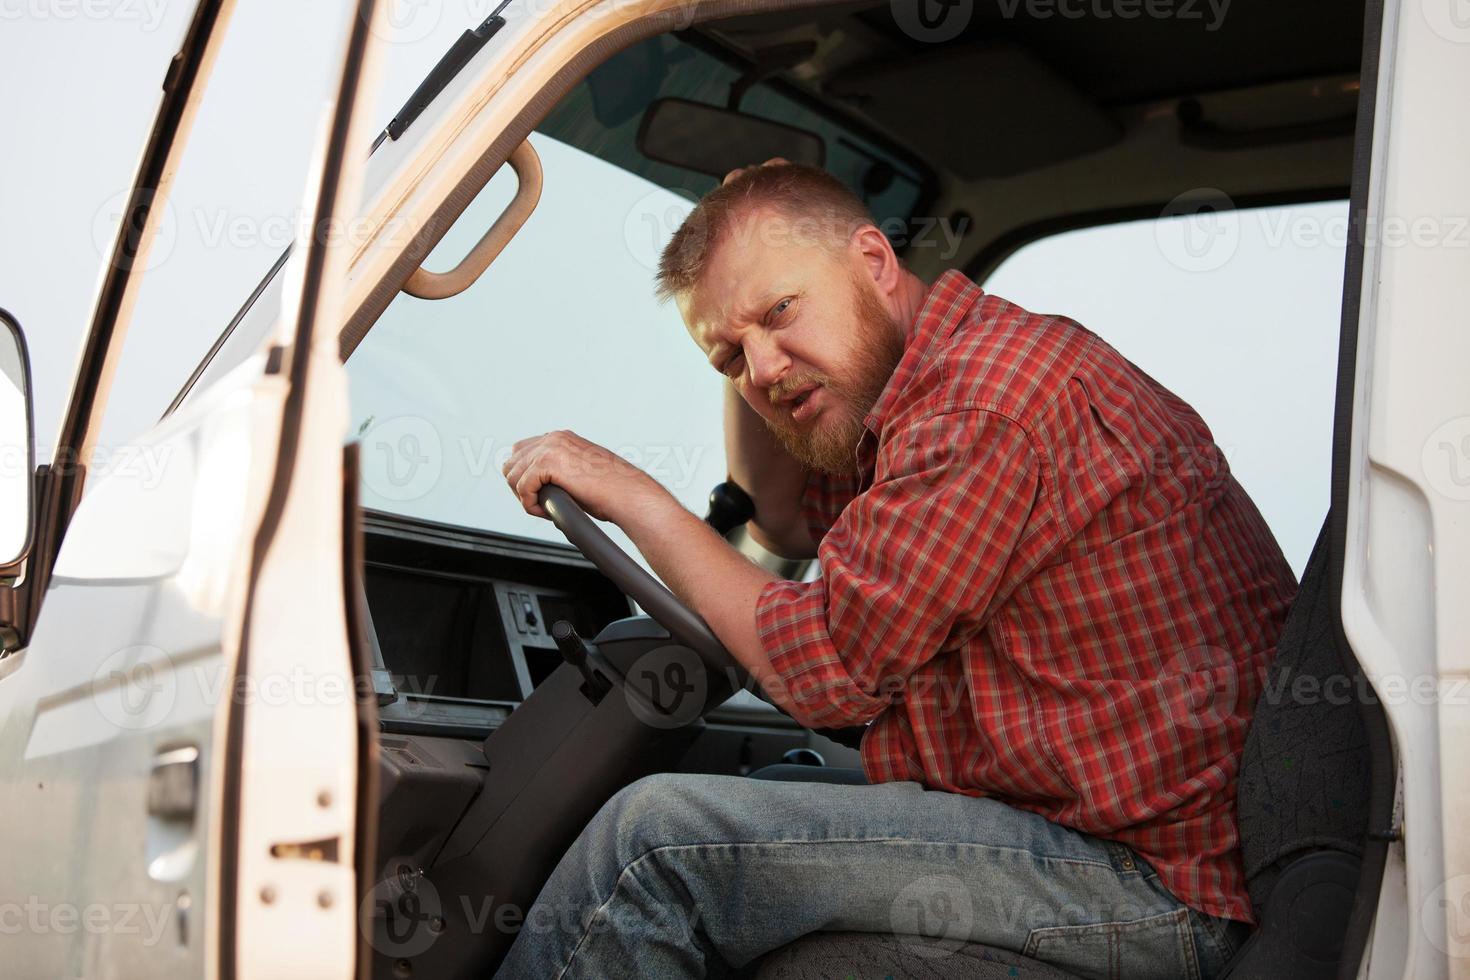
[1021,907,1199,980]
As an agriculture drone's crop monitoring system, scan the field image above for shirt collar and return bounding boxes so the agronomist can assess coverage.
[863,269,984,433]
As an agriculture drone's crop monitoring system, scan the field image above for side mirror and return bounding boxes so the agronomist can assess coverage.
[636,98,825,180]
[0,310,35,572]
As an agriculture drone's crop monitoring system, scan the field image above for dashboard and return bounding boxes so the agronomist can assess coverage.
[361,510,631,739]
[358,508,854,781]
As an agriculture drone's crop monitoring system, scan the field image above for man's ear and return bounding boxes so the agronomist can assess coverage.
[850,224,902,297]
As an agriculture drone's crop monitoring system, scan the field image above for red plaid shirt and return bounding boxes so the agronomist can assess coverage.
[755,271,1296,923]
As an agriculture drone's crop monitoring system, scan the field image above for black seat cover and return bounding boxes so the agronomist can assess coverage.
[1217,517,1370,977]
[1234,518,1370,908]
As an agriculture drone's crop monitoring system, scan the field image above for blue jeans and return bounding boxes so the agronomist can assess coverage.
[494,772,1251,979]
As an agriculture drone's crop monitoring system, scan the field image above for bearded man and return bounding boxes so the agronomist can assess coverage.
[496,162,1294,979]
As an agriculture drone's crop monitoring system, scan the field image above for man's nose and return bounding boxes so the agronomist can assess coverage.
[744,336,790,389]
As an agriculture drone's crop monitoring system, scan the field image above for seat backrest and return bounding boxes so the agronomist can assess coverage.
[1234,515,1371,909]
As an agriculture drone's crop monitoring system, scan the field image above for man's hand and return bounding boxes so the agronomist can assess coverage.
[723,383,817,560]
[501,430,667,524]
[500,429,809,724]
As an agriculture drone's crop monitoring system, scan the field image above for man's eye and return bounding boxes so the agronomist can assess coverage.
[769,298,793,321]
[722,352,744,377]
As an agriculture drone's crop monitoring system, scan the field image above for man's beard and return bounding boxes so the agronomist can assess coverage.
[764,274,906,474]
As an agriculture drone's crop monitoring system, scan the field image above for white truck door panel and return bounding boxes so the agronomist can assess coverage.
[0,0,388,976]
[0,361,277,977]
[1341,0,1470,975]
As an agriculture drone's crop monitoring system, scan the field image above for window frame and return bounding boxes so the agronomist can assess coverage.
[965,186,1352,284]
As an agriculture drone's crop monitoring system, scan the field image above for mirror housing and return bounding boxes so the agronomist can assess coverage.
[636,98,825,180]
[0,309,35,575]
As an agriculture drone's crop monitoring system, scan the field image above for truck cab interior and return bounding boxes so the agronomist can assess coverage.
[179,1,1382,976]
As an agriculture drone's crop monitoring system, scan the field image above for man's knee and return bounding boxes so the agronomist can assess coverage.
[594,773,729,864]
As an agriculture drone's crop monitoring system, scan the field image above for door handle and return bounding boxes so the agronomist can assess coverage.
[148,745,199,821]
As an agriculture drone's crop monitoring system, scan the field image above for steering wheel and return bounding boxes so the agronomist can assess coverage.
[537,485,741,677]
[539,485,867,748]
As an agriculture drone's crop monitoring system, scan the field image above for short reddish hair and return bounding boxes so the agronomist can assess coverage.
[655,163,874,303]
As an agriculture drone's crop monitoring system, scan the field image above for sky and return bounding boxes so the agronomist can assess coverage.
[0,0,1346,575]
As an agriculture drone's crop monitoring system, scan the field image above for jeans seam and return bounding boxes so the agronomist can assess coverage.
[554,837,1125,976]
[1183,912,1203,980]
[644,837,1118,869]
[1192,910,1238,966]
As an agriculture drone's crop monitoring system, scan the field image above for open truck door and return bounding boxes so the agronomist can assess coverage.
[0,2,386,977]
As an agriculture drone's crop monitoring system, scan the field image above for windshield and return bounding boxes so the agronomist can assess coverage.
[345,33,926,550]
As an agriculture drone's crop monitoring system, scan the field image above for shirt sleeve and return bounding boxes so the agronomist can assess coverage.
[755,409,1040,728]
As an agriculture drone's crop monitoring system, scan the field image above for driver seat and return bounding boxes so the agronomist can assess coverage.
[747,517,1372,980]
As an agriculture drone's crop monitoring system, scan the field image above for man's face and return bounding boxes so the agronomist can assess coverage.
[679,210,906,473]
